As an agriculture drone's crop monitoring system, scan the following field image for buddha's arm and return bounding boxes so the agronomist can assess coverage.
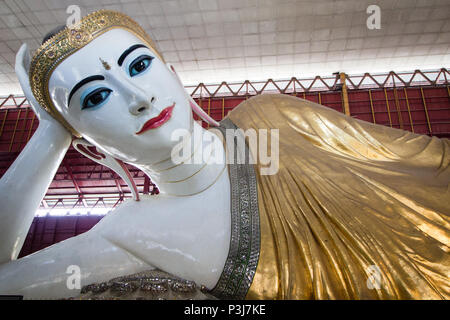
[0,228,153,299]
[0,119,71,264]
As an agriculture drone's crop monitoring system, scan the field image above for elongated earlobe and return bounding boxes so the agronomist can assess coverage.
[189,99,220,126]
[73,138,140,201]
[167,62,176,74]
[166,63,220,127]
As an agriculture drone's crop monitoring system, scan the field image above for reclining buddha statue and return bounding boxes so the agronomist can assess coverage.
[0,10,448,300]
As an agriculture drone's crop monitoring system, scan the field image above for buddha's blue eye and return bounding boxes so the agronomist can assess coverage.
[129,55,153,77]
[81,87,112,110]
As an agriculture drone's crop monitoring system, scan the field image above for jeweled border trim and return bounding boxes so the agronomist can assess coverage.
[209,118,260,300]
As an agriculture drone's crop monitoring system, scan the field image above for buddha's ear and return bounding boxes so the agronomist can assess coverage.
[166,63,220,127]
[166,62,176,74]
[166,63,184,85]
[72,138,140,201]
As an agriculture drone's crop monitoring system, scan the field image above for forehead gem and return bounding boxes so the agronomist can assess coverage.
[99,58,111,70]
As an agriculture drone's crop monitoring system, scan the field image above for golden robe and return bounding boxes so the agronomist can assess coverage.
[226,94,450,300]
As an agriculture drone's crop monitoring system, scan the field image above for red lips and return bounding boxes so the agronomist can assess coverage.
[136,103,175,134]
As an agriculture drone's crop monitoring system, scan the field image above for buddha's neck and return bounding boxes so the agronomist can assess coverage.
[138,122,227,197]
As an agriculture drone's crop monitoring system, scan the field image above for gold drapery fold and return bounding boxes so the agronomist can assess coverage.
[227,94,450,300]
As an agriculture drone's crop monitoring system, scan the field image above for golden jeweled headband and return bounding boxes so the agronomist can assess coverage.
[29,10,165,137]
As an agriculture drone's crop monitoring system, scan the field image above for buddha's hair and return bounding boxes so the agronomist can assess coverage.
[42,25,66,44]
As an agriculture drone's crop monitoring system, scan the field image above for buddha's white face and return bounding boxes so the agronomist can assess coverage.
[48,29,193,164]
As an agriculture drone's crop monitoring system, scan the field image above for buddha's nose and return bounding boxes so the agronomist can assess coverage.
[129,94,155,116]
[109,73,156,115]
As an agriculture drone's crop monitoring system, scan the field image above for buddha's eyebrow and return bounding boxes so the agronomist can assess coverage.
[117,44,148,66]
[68,75,105,106]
